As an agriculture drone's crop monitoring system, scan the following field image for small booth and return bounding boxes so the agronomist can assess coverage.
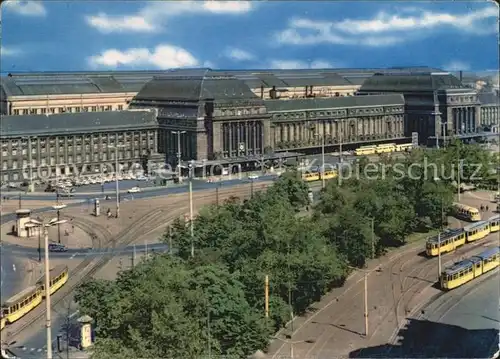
[15,209,36,238]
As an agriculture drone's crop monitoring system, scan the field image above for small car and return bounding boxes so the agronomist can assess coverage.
[127,187,141,193]
[248,174,259,180]
[48,243,68,252]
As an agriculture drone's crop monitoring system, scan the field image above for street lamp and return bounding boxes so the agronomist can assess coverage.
[29,217,68,359]
[314,133,326,189]
[172,131,186,181]
[53,204,66,244]
[108,145,126,218]
[346,265,380,338]
[188,160,194,257]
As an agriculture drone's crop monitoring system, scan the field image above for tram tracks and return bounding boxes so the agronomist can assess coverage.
[4,185,255,343]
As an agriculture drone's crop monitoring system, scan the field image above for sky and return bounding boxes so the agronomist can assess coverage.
[1,1,499,73]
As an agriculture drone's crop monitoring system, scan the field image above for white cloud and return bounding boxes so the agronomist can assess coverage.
[224,47,255,61]
[1,46,21,57]
[86,1,253,33]
[88,45,199,69]
[269,59,336,70]
[3,0,46,16]
[276,5,498,47]
[443,61,470,72]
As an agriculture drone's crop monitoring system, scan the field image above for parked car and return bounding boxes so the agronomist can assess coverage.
[127,187,141,193]
[48,243,68,252]
[248,174,259,180]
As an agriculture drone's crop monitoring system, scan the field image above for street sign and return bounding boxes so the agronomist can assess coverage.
[411,132,419,146]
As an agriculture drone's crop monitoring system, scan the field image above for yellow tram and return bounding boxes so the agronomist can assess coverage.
[440,246,500,290]
[355,146,376,156]
[37,265,69,297]
[425,228,465,256]
[375,143,396,154]
[489,214,500,233]
[0,315,6,331]
[301,170,338,182]
[453,202,481,222]
[463,220,491,242]
[396,143,413,152]
[0,265,69,330]
[1,285,43,325]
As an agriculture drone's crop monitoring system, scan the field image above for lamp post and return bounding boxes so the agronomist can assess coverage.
[29,217,68,359]
[108,145,125,218]
[314,133,326,189]
[346,265,379,337]
[172,131,186,182]
[53,204,66,244]
[188,161,194,257]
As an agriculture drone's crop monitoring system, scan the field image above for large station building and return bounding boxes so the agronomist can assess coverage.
[1,67,498,183]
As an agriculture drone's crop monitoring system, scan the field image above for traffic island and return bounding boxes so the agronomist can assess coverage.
[0,218,95,250]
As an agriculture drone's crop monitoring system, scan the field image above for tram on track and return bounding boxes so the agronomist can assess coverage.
[426,214,499,257]
[453,202,481,222]
[440,246,500,290]
[301,169,338,182]
[0,265,68,331]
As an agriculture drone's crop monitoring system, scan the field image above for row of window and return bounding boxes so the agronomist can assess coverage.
[2,132,155,151]
[11,105,125,116]
[2,149,149,170]
[3,140,152,157]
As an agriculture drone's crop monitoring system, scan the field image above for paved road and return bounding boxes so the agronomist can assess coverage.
[0,251,24,302]
[350,270,499,358]
[3,174,278,201]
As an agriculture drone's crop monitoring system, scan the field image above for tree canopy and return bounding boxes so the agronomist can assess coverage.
[74,145,496,358]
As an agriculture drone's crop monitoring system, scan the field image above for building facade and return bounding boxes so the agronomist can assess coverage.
[129,71,406,167]
[266,95,405,152]
[358,72,481,144]
[0,110,160,183]
[478,92,500,129]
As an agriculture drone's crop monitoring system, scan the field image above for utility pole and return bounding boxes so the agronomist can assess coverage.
[189,162,194,258]
[145,240,148,259]
[364,272,368,337]
[250,178,254,198]
[38,229,42,262]
[173,131,186,181]
[265,275,269,318]
[168,226,173,255]
[370,218,375,259]
[18,194,21,209]
[287,240,294,359]
[132,244,136,267]
[215,184,219,207]
[321,135,326,189]
[438,231,442,282]
[339,120,343,164]
[115,150,120,218]
[457,160,462,201]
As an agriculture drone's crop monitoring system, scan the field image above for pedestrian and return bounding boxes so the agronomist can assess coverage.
[480,204,484,212]
[486,205,489,212]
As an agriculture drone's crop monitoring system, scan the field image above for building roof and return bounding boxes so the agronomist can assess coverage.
[359,72,466,93]
[478,91,500,105]
[1,109,158,137]
[1,67,443,97]
[134,70,262,104]
[1,72,167,97]
[264,94,405,113]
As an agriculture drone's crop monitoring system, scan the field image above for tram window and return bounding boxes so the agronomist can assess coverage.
[2,308,9,315]
[476,263,481,269]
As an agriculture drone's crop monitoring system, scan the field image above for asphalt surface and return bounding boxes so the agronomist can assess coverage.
[3,174,278,201]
